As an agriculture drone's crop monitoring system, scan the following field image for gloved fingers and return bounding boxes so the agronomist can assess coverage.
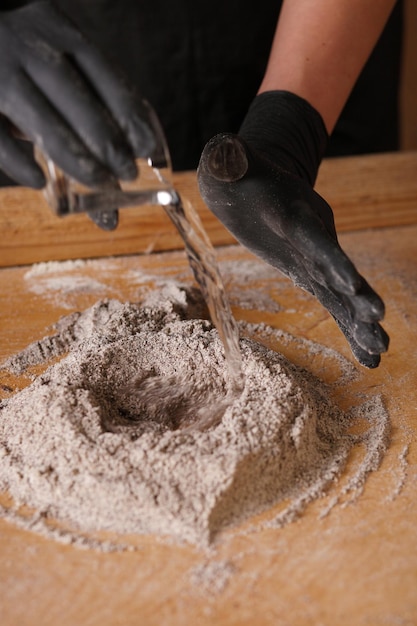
[0,115,45,188]
[286,246,386,333]
[346,277,385,322]
[282,256,388,365]
[24,49,138,180]
[331,316,382,369]
[284,251,389,362]
[352,318,389,355]
[332,313,389,369]
[27,1,157,159]
[277,198,362,296]
[4,71,115,188]
[289,205,387,323]
[311,279,389,361]
[303,256,385,324]
[87,208,119,231]
[4,1,156,166]
[74,46,159,162]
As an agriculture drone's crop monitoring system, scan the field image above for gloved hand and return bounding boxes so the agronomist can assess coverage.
[197,91,389,368]
[0,0,156,189]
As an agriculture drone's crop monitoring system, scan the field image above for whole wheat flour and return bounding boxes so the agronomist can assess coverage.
[0,286,389,549]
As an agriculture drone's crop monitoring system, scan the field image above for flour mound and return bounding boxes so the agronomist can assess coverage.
[0,295,357,546]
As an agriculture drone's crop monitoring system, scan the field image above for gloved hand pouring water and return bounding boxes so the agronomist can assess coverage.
[0,0,154,189]
[0,0,395,368]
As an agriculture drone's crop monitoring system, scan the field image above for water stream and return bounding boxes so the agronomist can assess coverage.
[38,151,245,431]
[164,193,244,395]
[143,172,246,430]
[122,186,245,432]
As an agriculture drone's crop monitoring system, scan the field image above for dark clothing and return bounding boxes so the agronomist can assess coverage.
[57,0,403,169]
[57,0,281,170]
[0,0,404,186]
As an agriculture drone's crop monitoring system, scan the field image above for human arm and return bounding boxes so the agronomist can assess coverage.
[258,0,398,133]
[198,0,397,367]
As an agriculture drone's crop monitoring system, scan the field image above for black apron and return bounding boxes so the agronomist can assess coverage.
[56,0,403,169]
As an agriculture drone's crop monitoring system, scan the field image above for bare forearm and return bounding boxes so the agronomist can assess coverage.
[258,0,398,133]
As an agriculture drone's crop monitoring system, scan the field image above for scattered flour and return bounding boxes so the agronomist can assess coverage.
[24,259,89,277]
[27,275,108,297]
[189,559,236,594]
[0,286,390,550]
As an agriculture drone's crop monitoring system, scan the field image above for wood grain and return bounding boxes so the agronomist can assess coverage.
[1,151,417,268]
[0,224,416,626]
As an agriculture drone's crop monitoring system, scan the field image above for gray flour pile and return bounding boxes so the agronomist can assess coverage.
[0,287,388,548]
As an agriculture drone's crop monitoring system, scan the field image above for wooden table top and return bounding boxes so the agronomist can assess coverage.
[1,150,417,268]
[0,151,417,626]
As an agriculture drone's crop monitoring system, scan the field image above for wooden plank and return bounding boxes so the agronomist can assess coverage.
[1,151,417,268]
[316,150,417,231]
[0,171,231,268]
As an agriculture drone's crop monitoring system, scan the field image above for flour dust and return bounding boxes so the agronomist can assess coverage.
[0,285,390,550]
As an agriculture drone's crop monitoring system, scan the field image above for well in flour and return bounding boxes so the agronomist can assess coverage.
[0,286,390,549]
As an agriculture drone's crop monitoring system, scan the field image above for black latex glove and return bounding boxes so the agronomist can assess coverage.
[197,91,389,368]
[0,0,156,189]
